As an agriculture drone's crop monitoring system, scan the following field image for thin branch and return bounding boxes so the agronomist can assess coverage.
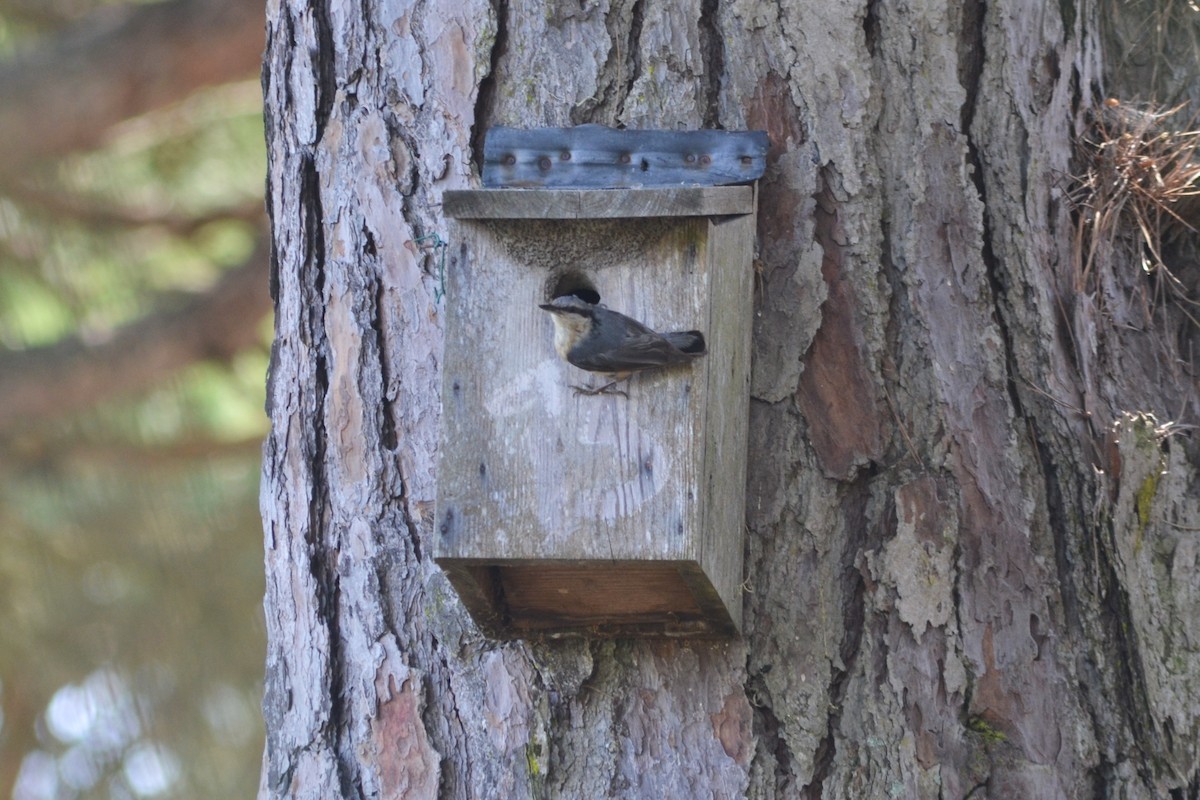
[4,434,265,471]
[0,236,271,435]
[5,183,265,235]
[0,0,264,176]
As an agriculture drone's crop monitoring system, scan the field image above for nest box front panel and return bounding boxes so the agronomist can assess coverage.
[437,217,711,564]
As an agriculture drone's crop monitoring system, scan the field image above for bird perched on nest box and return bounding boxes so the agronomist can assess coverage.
[539,295,706,394]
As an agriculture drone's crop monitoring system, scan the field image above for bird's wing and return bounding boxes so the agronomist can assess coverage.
[598,309,656,336]
[569,333,696,373]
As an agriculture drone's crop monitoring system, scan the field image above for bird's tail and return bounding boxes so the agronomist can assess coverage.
[663,330,706,355]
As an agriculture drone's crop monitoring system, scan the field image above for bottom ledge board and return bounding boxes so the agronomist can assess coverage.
[437,558,739,640]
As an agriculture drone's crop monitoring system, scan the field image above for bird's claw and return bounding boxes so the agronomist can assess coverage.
[571,381,628,398]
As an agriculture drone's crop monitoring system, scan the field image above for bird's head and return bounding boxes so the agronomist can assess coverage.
[539,295,596,357]
[538,294,596,318]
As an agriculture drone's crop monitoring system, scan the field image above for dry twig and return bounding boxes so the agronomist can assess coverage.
[1069,100,1200,325]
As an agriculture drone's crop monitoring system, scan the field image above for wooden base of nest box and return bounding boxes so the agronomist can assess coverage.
[437,559,738,639]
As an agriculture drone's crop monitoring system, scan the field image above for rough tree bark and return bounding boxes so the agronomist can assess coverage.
[260,0,1200,798]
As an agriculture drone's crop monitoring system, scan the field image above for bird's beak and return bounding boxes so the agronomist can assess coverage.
[538,303,557,312]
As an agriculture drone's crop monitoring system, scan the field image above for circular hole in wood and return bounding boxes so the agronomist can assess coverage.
[545,272,600,305]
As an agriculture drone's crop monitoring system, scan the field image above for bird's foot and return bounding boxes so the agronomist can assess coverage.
[571,381,628,398]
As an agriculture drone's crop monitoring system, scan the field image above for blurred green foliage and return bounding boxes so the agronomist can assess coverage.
[0,81,265,348]
[0,1,269,798]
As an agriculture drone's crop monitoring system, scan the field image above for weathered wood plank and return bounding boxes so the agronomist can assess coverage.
[482,125,768,188]
[697,211,756,628]
[437,561,736,639]
[434,205,753,638]
[443,186,754,219]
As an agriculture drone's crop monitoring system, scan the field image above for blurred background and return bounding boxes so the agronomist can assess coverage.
[0,0,268,797]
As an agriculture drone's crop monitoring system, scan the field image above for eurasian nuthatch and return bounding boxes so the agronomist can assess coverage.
[539,295,706,394]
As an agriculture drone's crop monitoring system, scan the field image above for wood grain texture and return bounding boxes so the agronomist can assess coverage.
[437,561,731,638]
[435,194,752,638]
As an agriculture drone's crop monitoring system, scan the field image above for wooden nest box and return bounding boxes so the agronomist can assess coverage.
[434,126,765,638]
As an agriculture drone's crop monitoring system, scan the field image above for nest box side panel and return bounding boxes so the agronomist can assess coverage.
[697,212,756,630]
[436,216,711,566]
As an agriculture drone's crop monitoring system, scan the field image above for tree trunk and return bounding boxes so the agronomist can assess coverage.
[259,0,1200,797]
